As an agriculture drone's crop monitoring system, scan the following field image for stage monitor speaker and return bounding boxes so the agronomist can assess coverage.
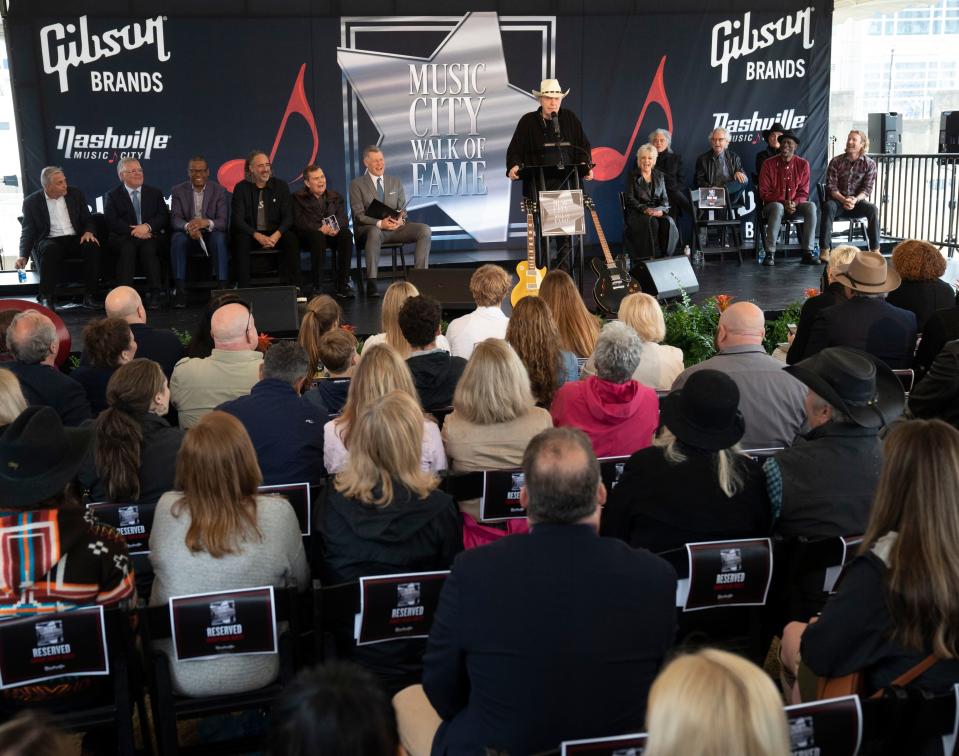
[634,257,699,300]
[407,268,477,310]
[868,112,902,155]
[210,286,299,334]
[940,111,959,154]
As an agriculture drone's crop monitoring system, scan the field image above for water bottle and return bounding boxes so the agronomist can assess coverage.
[17,268,26,283]
[683,244,691,257]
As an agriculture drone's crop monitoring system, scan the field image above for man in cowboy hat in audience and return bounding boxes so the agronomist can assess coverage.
[803,250,918,369]
[766,346,905,539]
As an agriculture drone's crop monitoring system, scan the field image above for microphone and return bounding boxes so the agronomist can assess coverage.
[551,112,561,140]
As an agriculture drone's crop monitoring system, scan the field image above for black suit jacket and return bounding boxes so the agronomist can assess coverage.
[914,306,959,377]
[885,278,956,334]
[103,184,170,238]
[1,362,91,426]
[230,177,293,237]
[423,523,677,755]
[19,186,96,258]
[804,296,918,369]
[787,282,847,365]
[908,340,959,428]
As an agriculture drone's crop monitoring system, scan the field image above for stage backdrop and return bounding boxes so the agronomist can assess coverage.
[6,4,831,250]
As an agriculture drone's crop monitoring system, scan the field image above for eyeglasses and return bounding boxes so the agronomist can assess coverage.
[123,168,144,175]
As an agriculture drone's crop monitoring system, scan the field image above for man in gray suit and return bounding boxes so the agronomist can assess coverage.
[348,146,430,297]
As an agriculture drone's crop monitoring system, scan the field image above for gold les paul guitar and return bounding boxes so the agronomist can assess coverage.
[510,197,547,307]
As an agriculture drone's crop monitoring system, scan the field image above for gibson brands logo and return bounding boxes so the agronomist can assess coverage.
[710,8,815,84]
[40,15,171,94]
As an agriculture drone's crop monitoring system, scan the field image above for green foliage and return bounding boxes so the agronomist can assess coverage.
[171,328,192,347]
[662,290,721,367]
[764,300,805,354]
[68,354,80,370]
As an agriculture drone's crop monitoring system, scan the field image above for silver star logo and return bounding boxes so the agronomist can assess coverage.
[337,12,535,243]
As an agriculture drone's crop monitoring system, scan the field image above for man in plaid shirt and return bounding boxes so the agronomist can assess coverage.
[820,130,880,262]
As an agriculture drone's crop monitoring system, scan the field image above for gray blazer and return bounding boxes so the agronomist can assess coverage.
[348,173,405,231]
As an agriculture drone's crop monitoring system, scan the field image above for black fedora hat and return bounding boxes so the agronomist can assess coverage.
[661,369,745,451]
[785,347,904,429]
[762,122,786,140]
[778,130,801,146]
[0,406,92,508]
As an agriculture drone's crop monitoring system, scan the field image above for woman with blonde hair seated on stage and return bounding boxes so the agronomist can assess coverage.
[506,297,578,408]
[644,648,789,756]
[298,294,342,378]
[539,269,600,359]
[581,292,683,390]
[323,343,446,474]
[363,281,450,357]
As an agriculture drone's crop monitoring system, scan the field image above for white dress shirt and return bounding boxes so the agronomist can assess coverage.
[45,194,75,237]
[446,306,510,359]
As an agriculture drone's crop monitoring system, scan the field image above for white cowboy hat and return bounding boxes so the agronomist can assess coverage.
[532,78,569,98]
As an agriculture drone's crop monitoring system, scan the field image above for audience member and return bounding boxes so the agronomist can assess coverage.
[0,710,75,755]
[0,309,18,361]
[149,411,309,697]
[304,329,357,416]
[324,344,445,474]
[781,419,959,702]
[602,369,770,553]
[506,296,578,407]
[186,292,246,359]
[1,310,91,426]
[804,250,918,369]
[766,347,904,538]
[551,321,659,457]
[820,129,880,260]
[78,359,183,507]
[364,281,451,355]
[539,270,600,358]
[582,293,684,389]
[398,295,466,411]
[758,130,817,265]
[316,391,461,694]
[170,302,263,428]
[644,649,789,756]
[907,339,959,428]
[673,302,806,449]
[913,304,959,379]
[0,368,27,426]
[445,264,512,359]
[886,239,954,333]
[292,163,354,299]
[71,317,137,414]
[394,427,677,755]
[103,286,186,377]
[272,662,399,756]
[298,294,342,378]
[219,341,327,485]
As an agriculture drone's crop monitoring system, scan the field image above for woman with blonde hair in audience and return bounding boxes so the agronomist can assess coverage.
[323,343,446,474]
[644,648,789,756]
[149,410,309,697]
[0,368,27,427]
[582,293,683,389]
[316,390,461,694]
[71,317,137,413]
[298,294,342,378]
[539,269,600,358]
[506,297,578,407]
[363,281,451,357]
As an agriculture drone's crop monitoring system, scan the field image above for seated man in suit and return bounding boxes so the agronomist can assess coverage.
[398,295,466,411]
[1,310,91,426]
[393,427,677,755]
[230,150,300,289]
[170,155,230,306]
[804,251,918,369]
[102,286,185,378]
[104,158,169,310]
[17,166,101,311]
[349,146,430,298]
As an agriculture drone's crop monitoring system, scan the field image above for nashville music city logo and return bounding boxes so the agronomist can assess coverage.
[710,7,815,84]
[712,108,807,143]
[55,125,171,161]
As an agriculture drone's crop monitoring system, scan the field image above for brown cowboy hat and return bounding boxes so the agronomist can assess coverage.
[833,250,901,294]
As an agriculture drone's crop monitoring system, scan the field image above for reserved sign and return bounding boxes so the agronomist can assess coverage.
[479,469,528,522]
[785,695,862,756]
[356,571,449,646]
[87,501,155,554]
[169,586,277,662]
[683,538,773,612]
[561,732,647,755]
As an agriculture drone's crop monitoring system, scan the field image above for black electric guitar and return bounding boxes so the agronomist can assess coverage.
[586,196,640,316]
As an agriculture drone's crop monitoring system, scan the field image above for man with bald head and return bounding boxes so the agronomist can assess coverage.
[93,286,184,377]
[169,302,263,428]
[671,301,807,449]
[1,310,91,425]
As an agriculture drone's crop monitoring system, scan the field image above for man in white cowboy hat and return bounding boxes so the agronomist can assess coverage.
[506,78,593,189]
[804,250,918,369]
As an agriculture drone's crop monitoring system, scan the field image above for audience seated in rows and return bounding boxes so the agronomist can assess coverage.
[913,300,959,378]
[149,410,309,697]
[78,359,183,508]
[539,269,600,358]
[445,264,512,359]
[71,316,137,414]
[781,419,959,702]
[219,341,328,485]
[886,239,954,334]
[1,310,91,426]
[581,292,684,390]
[324,344,445,475]
[602,369,770,553]
[103,286,185,377]
[506,296,578,407]
[315,391,462,695]
[804,250,918,369]
[297,294,342,379]
[907,337,959,428]
[304,328,357,416]
[673,301,806,449]
[170,301,262,428]
[364,281,451,355]
[552,321,659,458]
[399,295,467,411]
[394,427,677,755]
[0,368,27,427]
[766,347,905,538]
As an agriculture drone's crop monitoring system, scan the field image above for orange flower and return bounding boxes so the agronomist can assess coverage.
[805,288,820,299]
[340,323,356,334]
[714,294,734,312]
[256,332,275,353]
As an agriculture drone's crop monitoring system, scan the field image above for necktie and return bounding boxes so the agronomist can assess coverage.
[132,190,142,225]
[376,177,384,202]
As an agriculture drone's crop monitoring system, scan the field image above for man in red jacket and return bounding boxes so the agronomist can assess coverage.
[758,130,818,266]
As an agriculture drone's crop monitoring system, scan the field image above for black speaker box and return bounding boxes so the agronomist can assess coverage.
[634,257,699,300]
[940,111,959,154]
[407,268,477,311]
[868,112,902,155]
[210,286,300,334]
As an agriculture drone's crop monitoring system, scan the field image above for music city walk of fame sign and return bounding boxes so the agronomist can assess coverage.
[337,12,535,244]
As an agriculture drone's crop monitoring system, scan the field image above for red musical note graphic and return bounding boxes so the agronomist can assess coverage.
[217,63,319,192]
[591,56,672,182]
